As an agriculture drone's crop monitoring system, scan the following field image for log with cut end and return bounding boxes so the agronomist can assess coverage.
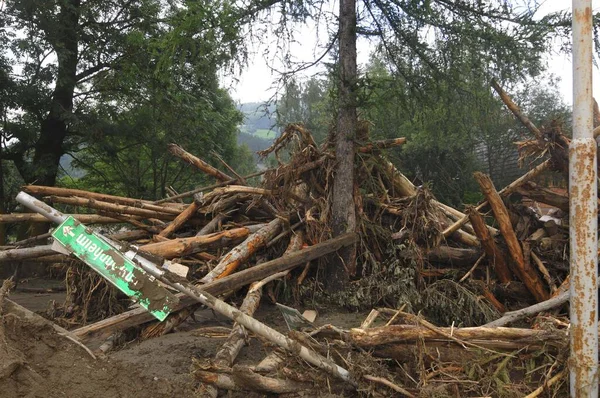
[72,233,356,343]
[426,246,481,267]
[473,172,549,302]
[201,218,284,282]
[168,143,233,182]
[467,207,512,283]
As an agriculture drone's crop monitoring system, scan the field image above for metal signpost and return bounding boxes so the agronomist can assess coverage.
[15,192,178,322]
[570,0,598,396]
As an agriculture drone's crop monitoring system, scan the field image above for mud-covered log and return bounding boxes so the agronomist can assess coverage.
[139,225,264,259]
[168,143,233,182]
[194,367,314,393]
[72,233,356,342]
[474,172,549,302]
[349,324,566,348]
[201,218,284,282]
[213,284,262,368]
[467,207,512,283]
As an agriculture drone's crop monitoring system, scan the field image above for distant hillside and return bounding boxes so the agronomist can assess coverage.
[238,102,279,138]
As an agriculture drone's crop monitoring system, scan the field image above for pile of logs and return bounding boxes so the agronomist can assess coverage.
[0,81,579,396]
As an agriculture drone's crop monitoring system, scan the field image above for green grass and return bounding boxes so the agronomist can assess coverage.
[253,129,276,139]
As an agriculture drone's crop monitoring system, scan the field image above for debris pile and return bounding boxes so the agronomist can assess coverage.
[0,82,578,396]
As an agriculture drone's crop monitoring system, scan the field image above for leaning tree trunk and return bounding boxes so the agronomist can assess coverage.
[329,0,357,291]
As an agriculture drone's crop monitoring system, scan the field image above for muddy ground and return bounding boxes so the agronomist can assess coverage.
[2,278,370,398]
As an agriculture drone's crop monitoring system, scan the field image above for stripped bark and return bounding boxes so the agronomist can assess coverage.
[474,172,549,302]
[47,196,177,220]
[139,225,264,259]
[168,144,233,182]
[484,291,569,327]
[0,245,56,262]
[158,195,202,238]
[467,207,512,283]
[201,218,284,282]
[0,213,127,224]
[491,79,543,139]
[195,367,314,393]
[349,324,565,348]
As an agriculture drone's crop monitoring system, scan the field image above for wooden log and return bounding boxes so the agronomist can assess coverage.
[473,172,549,302]
[22,185,183,213]
[201,218,284,282]
[426,246,481,267]
[168,143,233,182]
[491,79,543,139]
[0,245,56,262]
[357,137,406,153]
[201,186,272,204]
[484,290,569,328]
[0,213,127,224]
[516,181,570,212]
[443,159,551,237]
[47,196,176,220]
[72,233,356,342]
[349,324,566,348]
[196,214,227,236]
[194,367,314,393]
[153,170,267,205]
[139,225,264,259]
[467,207,512,283]
[213,284,262,368]
[158,196,201,238]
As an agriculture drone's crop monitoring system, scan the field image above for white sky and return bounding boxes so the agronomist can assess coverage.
[225,0,599,106]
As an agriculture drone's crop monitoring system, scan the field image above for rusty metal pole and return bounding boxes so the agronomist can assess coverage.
[570,0,598,396]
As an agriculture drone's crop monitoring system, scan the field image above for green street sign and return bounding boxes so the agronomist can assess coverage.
[51,216,178,321]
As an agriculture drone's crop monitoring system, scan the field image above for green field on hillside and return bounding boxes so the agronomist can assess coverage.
[254,129,276,139]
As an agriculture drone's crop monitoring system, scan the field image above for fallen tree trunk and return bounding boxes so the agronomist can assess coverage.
[442,159,551,237]
[72,233,356,342]
[467,207,512,283]
[349,324,566,348]
[158,196,201,238]
[426,246,481,267]
[168,143,233,182]
[139,225,265,258]
[484,290,569,328]
[516,181,569,212]
[0,245,56,262]
[195,368,313,393]
[474,172,549,302]
[0,213,128,224]
[47,196,177,220]
[201,218,284,282]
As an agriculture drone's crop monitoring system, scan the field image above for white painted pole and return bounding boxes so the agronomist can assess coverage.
[570,1,598,396]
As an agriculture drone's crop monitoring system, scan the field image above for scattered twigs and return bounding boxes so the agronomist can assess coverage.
[363,374,416,398]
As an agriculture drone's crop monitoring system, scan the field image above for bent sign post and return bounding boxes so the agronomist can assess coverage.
[52,216,178,321]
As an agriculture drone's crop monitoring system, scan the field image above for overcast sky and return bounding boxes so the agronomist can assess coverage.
[225,0,599,106]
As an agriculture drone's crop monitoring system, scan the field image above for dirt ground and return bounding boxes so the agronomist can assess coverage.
[2,279,370,398]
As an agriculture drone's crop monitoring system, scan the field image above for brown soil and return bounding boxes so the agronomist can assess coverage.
[3,287,370,398]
